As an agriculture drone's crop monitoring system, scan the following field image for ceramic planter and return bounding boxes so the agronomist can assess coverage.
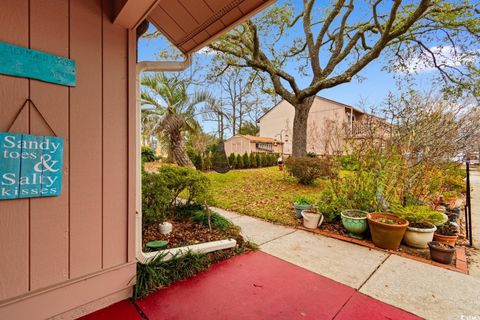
[433,233,458,246]
[159,222,173,235]
[428,241,455,264]
[367,213,409,250]
[340,210,368,239]
[294,203,313,219]
[301,210,324,229]
[403,223,437,248]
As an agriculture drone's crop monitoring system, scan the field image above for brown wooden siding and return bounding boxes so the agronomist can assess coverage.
[0,0,134,304]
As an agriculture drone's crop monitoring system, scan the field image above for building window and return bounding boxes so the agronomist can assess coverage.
[256,143,273,151]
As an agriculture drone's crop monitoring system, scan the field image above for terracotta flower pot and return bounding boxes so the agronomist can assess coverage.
[433,233,458,246]
[428,241,455,264]
[367,213,409,250]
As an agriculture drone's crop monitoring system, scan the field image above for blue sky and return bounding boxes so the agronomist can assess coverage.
[138,0,458,133]
[139,29,401,110]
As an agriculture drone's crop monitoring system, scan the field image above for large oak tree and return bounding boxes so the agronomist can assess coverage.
[209,0,480,156]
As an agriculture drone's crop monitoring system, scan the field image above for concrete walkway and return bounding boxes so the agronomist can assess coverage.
[467,168,480,278]
[214,207,480,320]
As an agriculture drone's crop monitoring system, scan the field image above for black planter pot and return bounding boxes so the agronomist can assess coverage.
[428,241,455,264]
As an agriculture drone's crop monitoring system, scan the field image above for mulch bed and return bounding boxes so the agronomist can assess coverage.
[143,219,231,250]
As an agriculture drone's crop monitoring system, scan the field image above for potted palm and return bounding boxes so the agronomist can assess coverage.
[393,205,446,248]
[340,209,368,239]
[367,213,409,250]
[293,196,314,218]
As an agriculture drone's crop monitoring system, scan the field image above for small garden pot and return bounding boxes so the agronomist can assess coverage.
[367,213,409,250]
[340,209,368,239]
[433,233,458,246]
[428,241,455,264]
[403,222,437,249]
[159,222,173,235]
[301,210,324,229]
[446,208,460,223]
[294,203,313,219]
[444,196,459,208]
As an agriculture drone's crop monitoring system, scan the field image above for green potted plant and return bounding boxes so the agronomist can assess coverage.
[433,221,459,246]
[367,213,409,250]
[393,205,446,248]
[293,196,314,218]
[340,209,368,239]
[428,241,455,264]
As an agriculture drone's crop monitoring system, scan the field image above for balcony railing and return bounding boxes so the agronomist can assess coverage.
[344,121,389,138]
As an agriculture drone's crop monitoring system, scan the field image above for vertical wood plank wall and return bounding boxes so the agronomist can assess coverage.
[0,0,135,305]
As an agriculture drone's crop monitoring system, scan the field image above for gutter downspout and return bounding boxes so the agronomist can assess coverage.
[135,55,192,263]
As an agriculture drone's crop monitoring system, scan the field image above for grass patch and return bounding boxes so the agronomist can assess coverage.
[134,251,210,300]
[206,167,327,226]
[174,204,235,231]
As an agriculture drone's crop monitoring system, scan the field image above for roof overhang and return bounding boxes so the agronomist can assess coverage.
[113,0,275,54]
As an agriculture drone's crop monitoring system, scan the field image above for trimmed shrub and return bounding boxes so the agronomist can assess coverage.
[250,153,257,168]
[270,154,276,166]
[243,152,250,168]
[142,165,210,225]
[255,153,261,167]
[306,152,318,158]
[259,153,266,167]
[212,151,229,173]
[142,146,157,163]
[142,172,171,225]
[285,157,333,185]
[236,154,244,169]
[228,153,236,169]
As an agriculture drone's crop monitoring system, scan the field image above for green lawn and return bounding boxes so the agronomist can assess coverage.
[206,167,327,226]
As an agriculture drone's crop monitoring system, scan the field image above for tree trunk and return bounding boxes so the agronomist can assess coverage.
[292,96,315,157]
[170,129,194,168]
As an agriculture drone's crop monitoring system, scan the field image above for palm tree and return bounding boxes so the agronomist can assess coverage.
[141,73,208,167]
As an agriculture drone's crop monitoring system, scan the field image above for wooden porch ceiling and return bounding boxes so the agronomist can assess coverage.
[146,0,274,54]
[113,0,275,54]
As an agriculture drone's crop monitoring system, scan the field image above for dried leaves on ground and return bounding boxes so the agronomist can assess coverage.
[143,219,231,249]
[207,167,326,226]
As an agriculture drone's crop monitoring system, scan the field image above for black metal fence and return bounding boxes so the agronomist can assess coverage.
[465,160,473,247]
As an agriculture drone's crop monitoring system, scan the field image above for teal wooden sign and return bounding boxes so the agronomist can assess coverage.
[0,41,76,87]
[0,133,64,200]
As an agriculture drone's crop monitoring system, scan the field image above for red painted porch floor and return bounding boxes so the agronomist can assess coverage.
[81,251,421,320]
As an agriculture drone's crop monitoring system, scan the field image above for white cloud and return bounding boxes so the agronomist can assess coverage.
[403,45,474,73]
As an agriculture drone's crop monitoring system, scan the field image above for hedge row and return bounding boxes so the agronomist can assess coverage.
[227,152,279,169]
